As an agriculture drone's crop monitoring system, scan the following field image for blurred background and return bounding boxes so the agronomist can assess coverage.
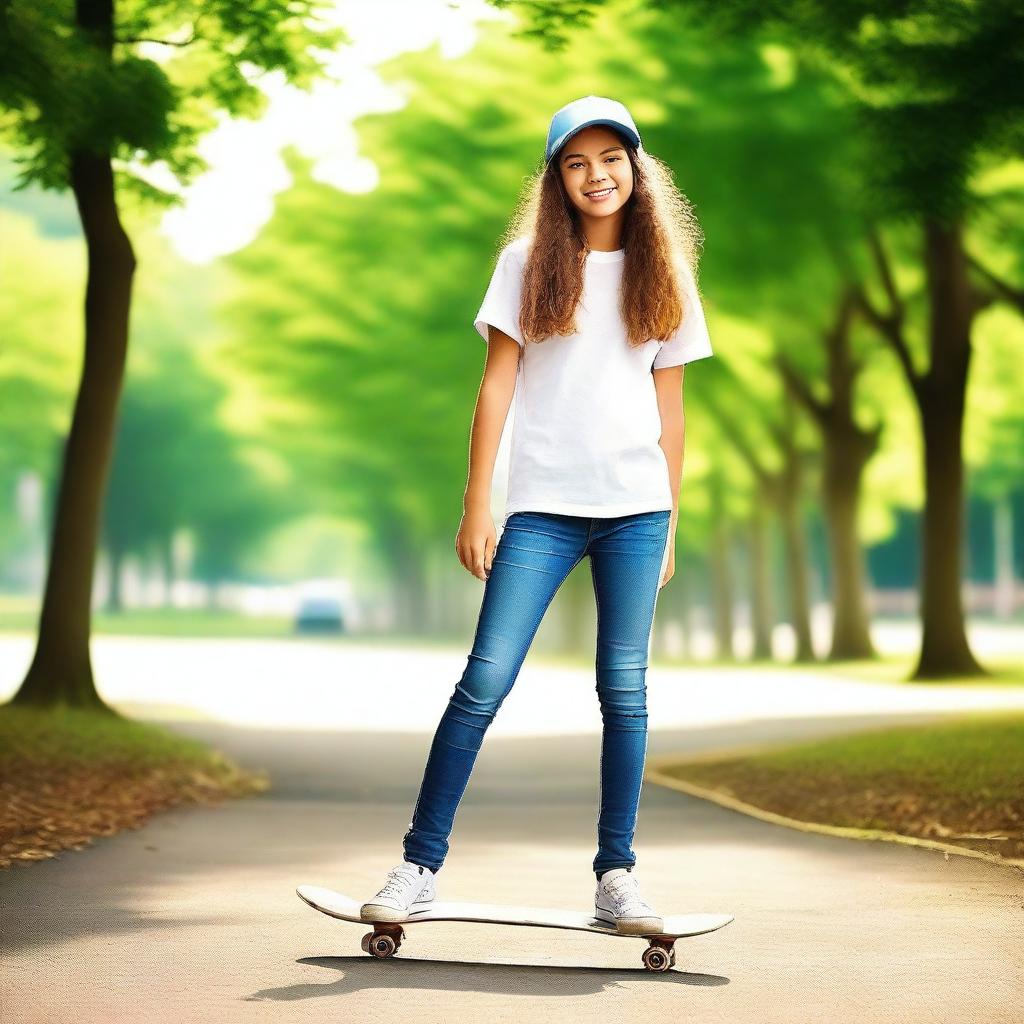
[2,0,1021,709]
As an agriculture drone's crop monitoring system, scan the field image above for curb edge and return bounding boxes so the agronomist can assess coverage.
[644,751,1024,873]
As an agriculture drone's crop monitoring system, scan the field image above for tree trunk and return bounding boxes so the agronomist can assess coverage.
[781,285,878,661]
[10,136,136,710]
[777,433,815,662]
[106,539,124,613]
[162,534,175,607]
[748,493,774,660]
[709,471,735,659]
[822,430,876,659]
[677,563,693,659]
[654,551,692,659]
[915,393,981,675]
[993,495,1015,621]
[391,528,429,636]
[913,218,985,678]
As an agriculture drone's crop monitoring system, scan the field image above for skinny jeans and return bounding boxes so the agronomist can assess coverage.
[402,509,672,877]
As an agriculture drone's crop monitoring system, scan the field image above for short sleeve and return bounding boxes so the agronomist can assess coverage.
[652,261,713,369]
[473,244,525,347]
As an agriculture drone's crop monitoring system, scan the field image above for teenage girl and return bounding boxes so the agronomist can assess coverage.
[361,95,714,935]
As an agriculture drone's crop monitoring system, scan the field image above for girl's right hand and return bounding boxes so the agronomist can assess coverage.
[456,508,497,581]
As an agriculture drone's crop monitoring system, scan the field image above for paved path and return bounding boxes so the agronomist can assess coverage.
[2,636,1023,1021]
[4,630,1024,733]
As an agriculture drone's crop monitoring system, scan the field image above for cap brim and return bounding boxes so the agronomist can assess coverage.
[547,119,640,164]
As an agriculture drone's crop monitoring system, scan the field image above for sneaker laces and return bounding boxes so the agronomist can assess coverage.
[603,872,650,912]
[377,866,418,899]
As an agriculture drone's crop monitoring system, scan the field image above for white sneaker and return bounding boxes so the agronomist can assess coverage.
[594,867,663,935]
[360,860,437,921]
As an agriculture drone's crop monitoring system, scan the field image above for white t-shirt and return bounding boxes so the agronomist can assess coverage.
[473,236,714,524]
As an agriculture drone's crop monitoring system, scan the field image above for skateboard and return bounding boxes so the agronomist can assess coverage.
[296,884,733,972]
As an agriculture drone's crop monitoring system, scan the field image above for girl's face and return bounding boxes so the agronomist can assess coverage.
[556,125,634,222]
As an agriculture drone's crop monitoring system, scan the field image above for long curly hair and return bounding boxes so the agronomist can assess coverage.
[497,132,705,348]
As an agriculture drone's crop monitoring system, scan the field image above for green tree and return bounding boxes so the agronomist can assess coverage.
[501,0,1023,677]
[0,1,344,708]
[103,345,291,608]
[222,9,872,651]
[0,210,82,569]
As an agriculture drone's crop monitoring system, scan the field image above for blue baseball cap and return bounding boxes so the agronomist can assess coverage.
[545,95,642,166]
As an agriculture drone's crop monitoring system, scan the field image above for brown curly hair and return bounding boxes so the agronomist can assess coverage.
[497,135,705,348]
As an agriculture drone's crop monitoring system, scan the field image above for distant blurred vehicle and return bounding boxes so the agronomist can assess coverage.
[294,595,346,634]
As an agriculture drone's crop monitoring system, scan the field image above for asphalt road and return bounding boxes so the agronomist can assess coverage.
[2,704,1022,1024]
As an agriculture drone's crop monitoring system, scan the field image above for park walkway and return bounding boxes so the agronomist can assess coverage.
[1,634,1022,1022]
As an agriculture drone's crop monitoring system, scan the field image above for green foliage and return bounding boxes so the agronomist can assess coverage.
[100,224,301,581]
[0,211,82,475]
[0,200,301,586]
[0,0,347,202]
[3,0,1021,594]
[0,208,83,571]
[218,4,883,561]
[105,348,293,582]
[499,0,1024,219]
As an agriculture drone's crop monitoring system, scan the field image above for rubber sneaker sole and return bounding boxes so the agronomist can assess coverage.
[595,906,663,935]
[360,896,435,922]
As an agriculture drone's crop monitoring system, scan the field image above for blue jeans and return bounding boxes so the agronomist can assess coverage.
[402,508,672,877]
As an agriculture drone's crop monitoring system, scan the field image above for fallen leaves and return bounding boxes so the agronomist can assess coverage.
[667,761,1024,862]
[1,718,269,870]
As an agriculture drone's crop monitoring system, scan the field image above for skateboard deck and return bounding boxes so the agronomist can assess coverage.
[297,884,733,972]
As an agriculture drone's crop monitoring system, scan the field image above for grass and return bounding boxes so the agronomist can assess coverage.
[0,607,296,638]
[777,655,1024,687]
[0,706,269,869]
[657,710,1024,862]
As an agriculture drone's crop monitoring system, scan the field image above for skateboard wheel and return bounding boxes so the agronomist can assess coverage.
[368,932,399,958]
[642,945,672,972]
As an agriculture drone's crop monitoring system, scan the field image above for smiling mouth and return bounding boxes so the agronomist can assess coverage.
[584,187,616,197]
